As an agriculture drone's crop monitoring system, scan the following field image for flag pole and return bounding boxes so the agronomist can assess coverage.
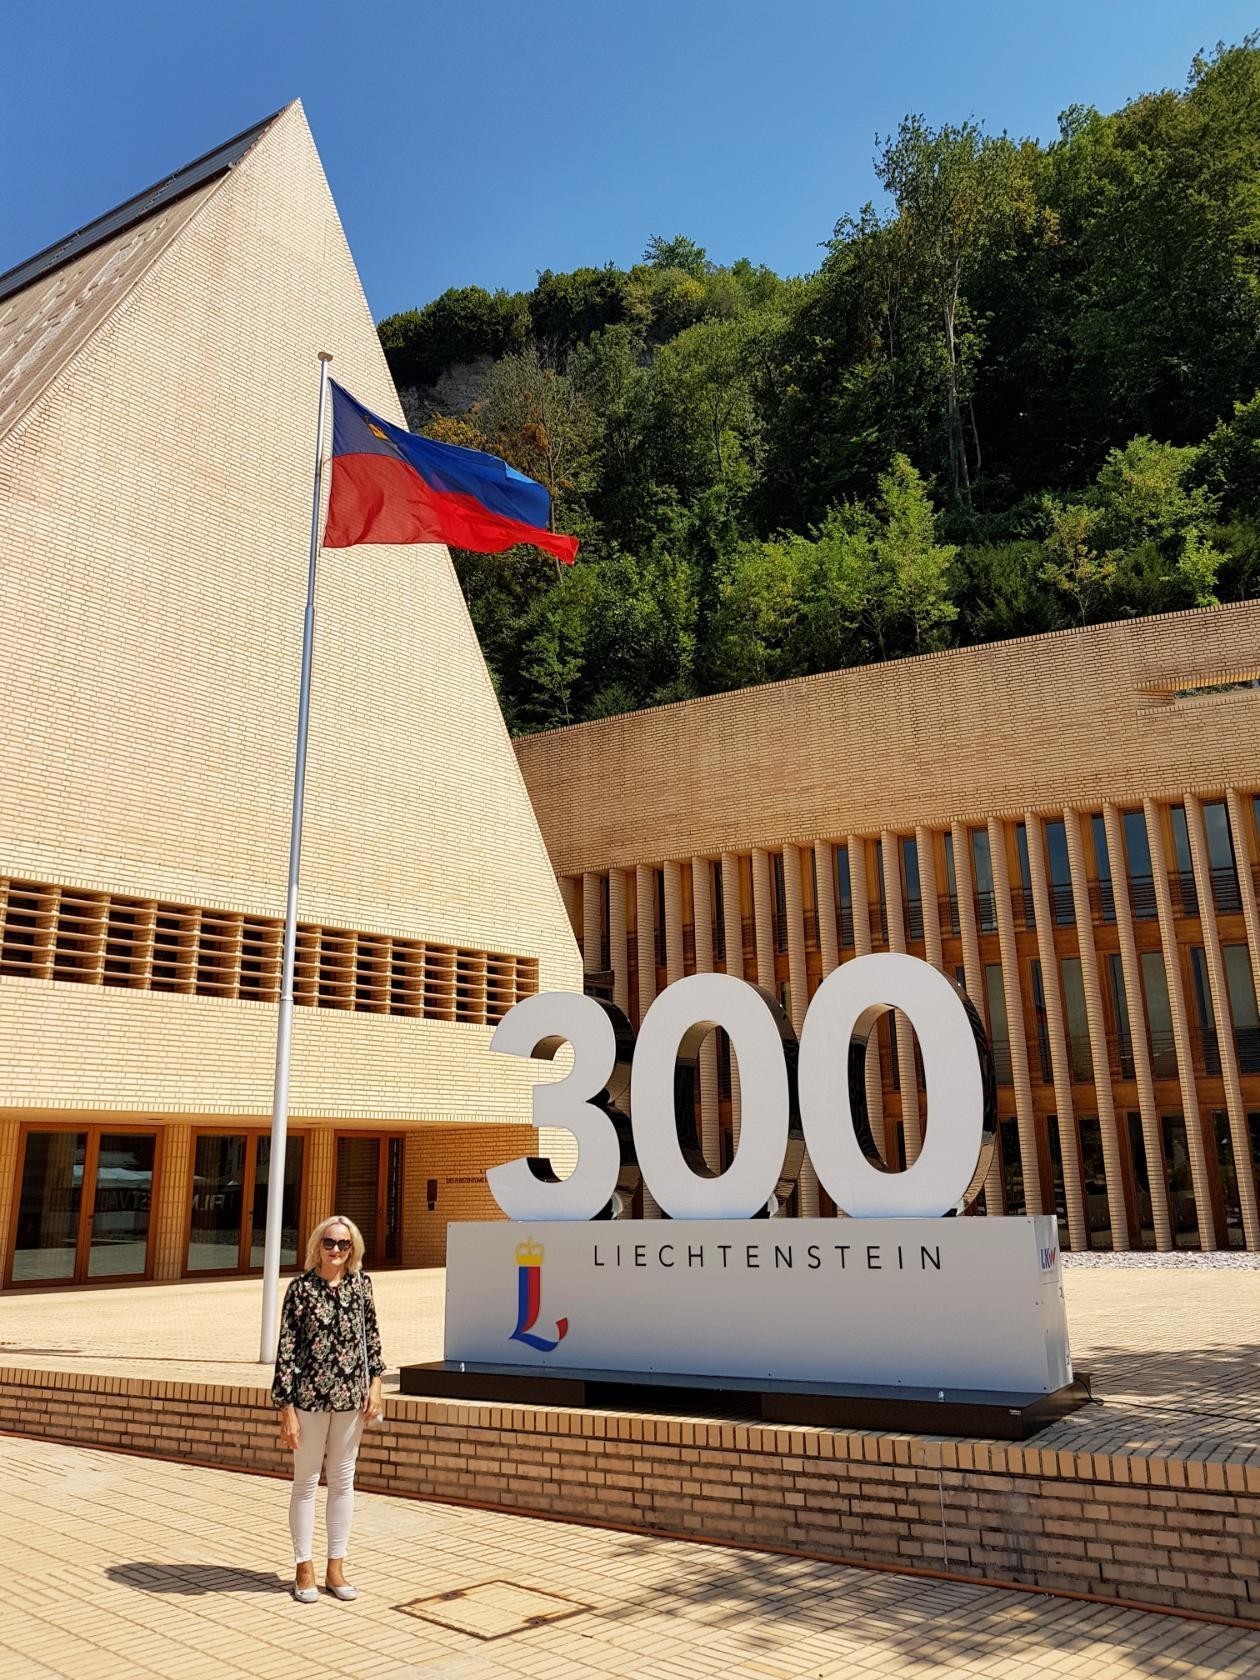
[260,350,333,1363]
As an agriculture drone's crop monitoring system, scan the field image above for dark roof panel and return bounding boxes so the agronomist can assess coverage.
[0,105,288,306]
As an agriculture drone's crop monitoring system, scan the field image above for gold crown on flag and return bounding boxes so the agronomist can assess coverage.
[515,1239,544,1267]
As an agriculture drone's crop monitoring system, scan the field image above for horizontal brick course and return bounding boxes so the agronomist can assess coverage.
[2,1365,1255,1623]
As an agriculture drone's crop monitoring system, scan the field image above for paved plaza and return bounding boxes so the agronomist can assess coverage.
[2,1261,1259,1678]
[4,1431,1259,1680]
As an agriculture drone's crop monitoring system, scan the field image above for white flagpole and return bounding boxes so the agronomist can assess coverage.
[260,350,333,1363]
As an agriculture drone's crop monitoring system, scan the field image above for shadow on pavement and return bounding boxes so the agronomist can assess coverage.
[106,1563,286,1594]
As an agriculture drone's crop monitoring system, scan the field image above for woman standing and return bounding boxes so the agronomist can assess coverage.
[271,1214,385,1602]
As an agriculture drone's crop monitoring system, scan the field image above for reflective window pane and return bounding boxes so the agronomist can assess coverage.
[998,1116,1025,1215]
[188,1135,246,1271]
[1059,956,1093,1081]
[1160,1114,1201,1249]
[1126,1112,1157,1251]
[1140,950,1176,1077]
[250,1136,304,1269]
[13,1131,85,1282]
[971,829,995,930]
[1123,808,1152,877]
[88,1133,154,1277]
[1045,1115,1070,1250]
[1078,1115,1113,1250]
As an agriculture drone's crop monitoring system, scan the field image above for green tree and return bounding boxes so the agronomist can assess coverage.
[1040,501,1115,623]
[875,117,1029,500]
[643,234,711,277]
[473,346,596,529]
[378,286,527,387]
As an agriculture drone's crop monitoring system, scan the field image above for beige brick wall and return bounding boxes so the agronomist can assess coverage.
[516,605,1260,873]
[0,103,580,1136]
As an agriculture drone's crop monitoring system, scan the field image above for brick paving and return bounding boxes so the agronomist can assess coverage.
[3,1431,1259,1680]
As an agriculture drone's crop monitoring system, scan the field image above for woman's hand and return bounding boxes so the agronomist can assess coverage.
[279,1406,300,1451]
[362,1377,383,1422]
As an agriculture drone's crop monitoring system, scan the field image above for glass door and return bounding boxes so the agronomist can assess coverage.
[10,1127,155,1286]
[187,1131,305,1274]
[88,1133,156,1277]
[12,1130,86,1283]
[335,1134,404,1268]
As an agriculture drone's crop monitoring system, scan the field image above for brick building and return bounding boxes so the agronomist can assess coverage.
[516,607,1260,1251]
[0,106,580,1289]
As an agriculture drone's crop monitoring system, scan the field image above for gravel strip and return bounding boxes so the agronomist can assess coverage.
[1061,1247,1260,1268]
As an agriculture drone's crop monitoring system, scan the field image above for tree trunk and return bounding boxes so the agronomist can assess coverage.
[943,291,970,503]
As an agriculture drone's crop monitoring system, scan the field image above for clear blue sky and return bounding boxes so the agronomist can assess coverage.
[2,1,1255,321]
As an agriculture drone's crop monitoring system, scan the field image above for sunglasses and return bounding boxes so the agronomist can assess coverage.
[321,1236,352,1253]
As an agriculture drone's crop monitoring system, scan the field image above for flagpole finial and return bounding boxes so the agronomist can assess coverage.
[317,350,333,363]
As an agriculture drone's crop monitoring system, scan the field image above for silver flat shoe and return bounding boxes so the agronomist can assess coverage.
[291,1583,319,1603]
[326,1583,359,1602]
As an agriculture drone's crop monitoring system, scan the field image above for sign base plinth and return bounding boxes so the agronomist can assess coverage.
[399,1358,1091,1440]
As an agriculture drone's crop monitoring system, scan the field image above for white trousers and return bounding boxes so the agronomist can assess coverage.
[288,1408,364,1563]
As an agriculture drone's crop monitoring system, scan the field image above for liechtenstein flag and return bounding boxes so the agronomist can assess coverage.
[323,380,578,564]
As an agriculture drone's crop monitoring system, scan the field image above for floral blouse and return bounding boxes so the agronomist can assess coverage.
[271,1269,385,1412]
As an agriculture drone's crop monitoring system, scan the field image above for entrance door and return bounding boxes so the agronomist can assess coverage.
[335,1134,404,1268]
[10,1127,156,1286]
[187,1131,305,1275]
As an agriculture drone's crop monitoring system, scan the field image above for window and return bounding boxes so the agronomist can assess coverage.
[984,963,1011,1082]
[1078,1115,1113,1250]
[188,1132,304,1275]
[941,833,960,936]
[11,1127,156,1287]
[1225,945,1260,1073]
[1212,1111,1247,1250]
[1030,960,1053,1083]
[1059,956,1093,1082]
[900,836,923,940]
[1045,1116,1071,1251]
[836,845,854,948]
[971,829,995,932]
[1123,809,1156,920]
[1204,800,1241,912]
[712,860,725,961]
[771,852,788,952]
[1140,950,1176,1077]
[998,1117,1025,1214]
[1044,818,1074,925]
[1160,1114,1201,1249]
[1189,948,1219,1075]
[1169,805,1199,916]
[1127,1113,1157,1251]
[1107,951,1134,1078]
[1091,814,1115,921]
[1014,824,1034,927]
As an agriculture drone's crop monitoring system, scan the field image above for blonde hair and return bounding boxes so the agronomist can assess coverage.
[304,1214,366,1273]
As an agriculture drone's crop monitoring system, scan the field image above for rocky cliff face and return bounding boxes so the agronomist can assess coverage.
[398,355,494,428]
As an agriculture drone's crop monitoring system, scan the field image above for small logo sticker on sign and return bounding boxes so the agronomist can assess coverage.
[509,1238,569,1352]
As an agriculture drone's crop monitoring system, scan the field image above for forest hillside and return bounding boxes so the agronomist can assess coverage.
[378,41,1260,735]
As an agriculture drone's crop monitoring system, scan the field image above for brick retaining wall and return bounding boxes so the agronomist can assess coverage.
[2,1366,1256,1623]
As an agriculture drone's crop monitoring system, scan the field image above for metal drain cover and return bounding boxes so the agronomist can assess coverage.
[395,1578,591,1640]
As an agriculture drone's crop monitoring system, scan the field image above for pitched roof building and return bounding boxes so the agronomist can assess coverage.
[0,104,579,1287]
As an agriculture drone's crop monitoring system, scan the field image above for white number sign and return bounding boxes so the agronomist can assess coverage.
[488,952,993,1222]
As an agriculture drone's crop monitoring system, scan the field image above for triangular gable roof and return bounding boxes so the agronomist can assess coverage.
[0,106,286,445]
